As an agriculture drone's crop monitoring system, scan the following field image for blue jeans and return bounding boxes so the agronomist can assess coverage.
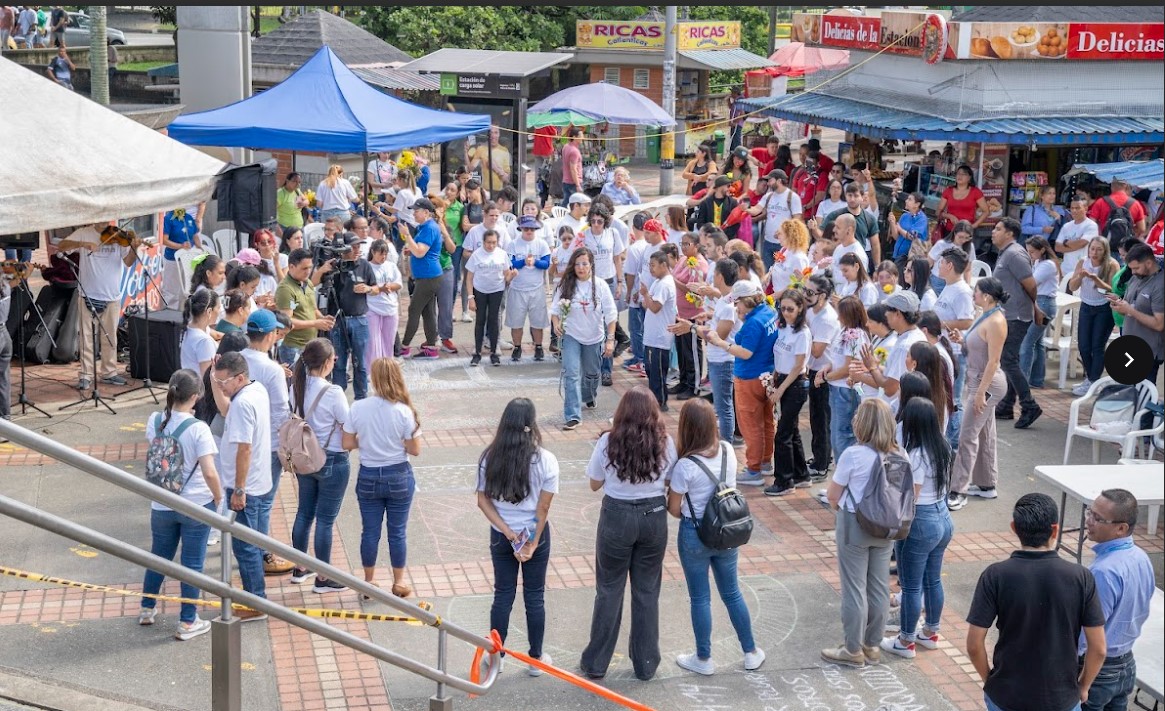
[278,345,302,368]
[930,274,946,295]
[331,314,369,399]
[947,350,967,451]
[707,360,735,442]
[828,385,861,459]
[356,462,415,569]
[760,240,779,272]
[142,502,215,623]
[1079,302,1115,383]
[987,695,1078,711]
[893,501,953,640]
[4,249,32,263]
[291,451,351,568]
[490,527,551,659]
[1021,294,1058,388]
[1080,653,1136,711]
[225,486,271,599]
[626,306,645,365]
[561,334,601,423]
[677,519,756,660]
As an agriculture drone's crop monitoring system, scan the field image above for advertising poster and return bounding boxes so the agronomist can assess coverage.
[957,21,1164,60]
[978,144,1009,224]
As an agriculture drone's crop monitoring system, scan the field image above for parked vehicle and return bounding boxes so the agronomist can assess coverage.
[65,12,127,47]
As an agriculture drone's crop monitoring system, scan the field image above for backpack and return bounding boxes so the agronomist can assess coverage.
[277,386,335,477]
[1089,382,1146,433]
[145,414,201,494]
[846,450,915,541]
[683,444,754,550]
[1102,196,1135,243]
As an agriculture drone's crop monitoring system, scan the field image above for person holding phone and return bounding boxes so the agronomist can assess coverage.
[1067,236,1120,396]
[947,278,1008,512]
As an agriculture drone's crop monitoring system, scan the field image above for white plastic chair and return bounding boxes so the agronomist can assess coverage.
[971,260,992,279]
[1043,292,1081,390]
[303,222,326,248]
[1063,377,1163,464]
[551,206,569,220]
[212,229,240,261]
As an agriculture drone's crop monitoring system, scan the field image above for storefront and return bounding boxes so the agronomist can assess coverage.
[742,8,1164,234]
[567,19,774,158]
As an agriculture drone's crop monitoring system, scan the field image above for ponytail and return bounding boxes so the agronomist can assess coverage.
[182,288,219,330]
[160,369,203,433]
[292,338,334,416]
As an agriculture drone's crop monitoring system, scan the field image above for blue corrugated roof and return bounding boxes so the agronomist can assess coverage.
[738,93,1163,146]
[1067,160,1163,191]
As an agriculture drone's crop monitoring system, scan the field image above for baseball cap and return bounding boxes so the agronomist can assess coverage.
[517,215,541,230]
[235,248,261,266]
[410,197,435,212]
[567,192,592,206]
[765,169,789,183]
[884,291,921,315]
[713,176,732,188]
[246,309,279,334]
[731,281,764,300]
[339,232,362,247]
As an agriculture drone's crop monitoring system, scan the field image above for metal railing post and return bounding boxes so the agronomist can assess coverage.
[430,628,452,711]
[212,512,241,711]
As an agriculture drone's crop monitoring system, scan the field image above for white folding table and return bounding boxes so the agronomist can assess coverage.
[1133,588,1164,707]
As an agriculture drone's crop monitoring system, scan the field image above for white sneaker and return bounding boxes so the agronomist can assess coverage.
[676,653,716,676]
[175,616,212,641]
[460,312,473,323]
[206,529,220,546]
[879,635,916,659]
[1072,379,1093,397]
[743,648,766,671]
[138,608,157,626]
[500,339,514,350]
[527,652,552,677]
[966,485,998,499]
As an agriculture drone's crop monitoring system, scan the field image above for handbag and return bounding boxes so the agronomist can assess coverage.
[582,162,608,191]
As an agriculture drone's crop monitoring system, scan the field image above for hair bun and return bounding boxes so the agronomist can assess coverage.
[997,291,1011,304]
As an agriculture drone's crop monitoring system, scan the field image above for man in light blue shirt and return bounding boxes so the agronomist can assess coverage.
[1079,488,1155,711]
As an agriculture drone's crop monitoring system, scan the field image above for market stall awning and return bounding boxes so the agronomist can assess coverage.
[678,48,774,71]
[767,42,849,76]
[1066,160,1164,192]
[737,93,1164,146]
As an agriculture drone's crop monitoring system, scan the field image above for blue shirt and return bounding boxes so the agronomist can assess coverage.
[1021,203,1067,239]
[162,211,200,261]
[892,211,928,259]
[1078,536,1155,657]
[409,219,444,280]
[732,304,778,379]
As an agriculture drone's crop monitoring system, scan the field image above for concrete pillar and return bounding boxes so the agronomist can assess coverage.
[177,7,249,113]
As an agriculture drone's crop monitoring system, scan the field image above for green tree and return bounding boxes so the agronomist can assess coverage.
[358,6,567,57]
[89,5,109,105]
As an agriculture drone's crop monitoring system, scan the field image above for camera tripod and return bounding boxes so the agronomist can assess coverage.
[10,274,54,419]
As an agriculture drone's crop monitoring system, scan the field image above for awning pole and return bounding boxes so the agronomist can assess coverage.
[362,150,370,218]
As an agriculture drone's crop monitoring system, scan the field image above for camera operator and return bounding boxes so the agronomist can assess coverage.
[275,248,335,367]
[324,233,377,400]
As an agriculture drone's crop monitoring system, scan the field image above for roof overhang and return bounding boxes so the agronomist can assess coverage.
[565,47,774,71]
[401,48,574,78]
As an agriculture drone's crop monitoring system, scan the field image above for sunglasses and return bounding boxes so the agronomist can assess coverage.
[780,306,798,313]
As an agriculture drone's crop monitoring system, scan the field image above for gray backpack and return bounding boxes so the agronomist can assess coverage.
[846,450,915,541]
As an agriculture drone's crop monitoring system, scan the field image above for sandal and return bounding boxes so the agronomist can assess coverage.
[391,583,412,598]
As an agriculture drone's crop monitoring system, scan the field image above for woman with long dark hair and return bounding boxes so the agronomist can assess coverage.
[835,252,878,308]
[551,248,617,430]
[138,369,223,641]
[906,341,953,432]
[767,288,812,497]
[580,387,676,681]
[881,398,954,660]
[476,398,558,675]
[903,258,936,311]
[668,398,765,675]
[682,142,718,195]
[288,338,351,593]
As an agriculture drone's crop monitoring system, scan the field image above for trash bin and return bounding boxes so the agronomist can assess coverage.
[646,127,661,164]
[713,130,727,157]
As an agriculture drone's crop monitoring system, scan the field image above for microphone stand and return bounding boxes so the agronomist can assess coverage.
[114,236,165,403]
[10,271,53,418]
[58,243,117,416]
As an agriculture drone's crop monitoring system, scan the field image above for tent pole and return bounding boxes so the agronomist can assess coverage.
[487,131,494,200]
[362,151,370,218]
[291,150,297,172]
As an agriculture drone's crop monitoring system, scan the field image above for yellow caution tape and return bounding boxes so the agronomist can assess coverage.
[0,565,433,624]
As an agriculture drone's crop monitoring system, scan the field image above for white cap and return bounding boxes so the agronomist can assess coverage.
[731,280,764,300]
[567,192,592,205]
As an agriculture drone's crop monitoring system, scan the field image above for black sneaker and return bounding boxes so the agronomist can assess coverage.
[290,567,316,584]
[313,578,347,594]
[585,400,597,410]
[601,373,613,387]
[534,345,545,362]
[676,390,695,401]
[563,419,581,431]
[764,484,795,497]
[490,353,501,366]
[470,354,481,367]
[1015,405,1043,429]
[512,347,522,362]
[994,405,1014,420]
[668,383,686,395]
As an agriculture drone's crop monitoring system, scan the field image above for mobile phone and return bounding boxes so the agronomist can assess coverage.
[984,391,993,403]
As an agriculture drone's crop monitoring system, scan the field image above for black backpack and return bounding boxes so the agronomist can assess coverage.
[683,444,754,550]
[1102,196,1135,243]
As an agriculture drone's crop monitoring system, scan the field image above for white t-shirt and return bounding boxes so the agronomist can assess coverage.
[830,444,881,513]
[705,297,740,364]
[666,228,686,246]
[257,273,279,299]
[367,259,403,316]
[773,325,811,374]
[636,240,667,297]
[670,444,738,520]
[583,227,626,281]
[762,188,802,243]
[463,223,511,253]
[1079,260,1113,306]
[623,239,650,307]
[241,348,290,450]
[367,158,396,189]
[806,304,840,371]
[927,240,975,279]
[587,432,676,500]
[826,327,870,390]
[464,247,510,295]
[343,398,420,468]
[839,279,879,307]
[393,188,417,227]
[145,411,218,511]
[909,447,944,506]
[884,327,927,409]
[1057,218,1098,275]
[316,179,357,212]
[919,288,937,311]
[832,240,869,272]
[508,237,552,292]
[476,449,560,534]
[815,197,847,221]
[1033,259,1059,298]
[289,375,348,452]
[934,279,974,325]
[69,226,126,302]
[769,250,811,294]
[551,279,616,346]
[220,382,273,496]
[643,274,677,350]
[181,327,216,374]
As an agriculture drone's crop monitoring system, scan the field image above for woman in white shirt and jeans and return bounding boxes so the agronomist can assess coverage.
[343,357,422,598]
[551,248,617,430]
[767,289,812,496]
[139,369,223,641]
[1021,236,1060,389]
[316,164,358,223]
[580,387,677,682]
[668,399,765,676]
[476,398,559,675]
[288,338,351,593]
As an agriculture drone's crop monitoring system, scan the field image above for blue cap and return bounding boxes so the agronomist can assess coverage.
[246,309,280,334]
[518,215,541,230]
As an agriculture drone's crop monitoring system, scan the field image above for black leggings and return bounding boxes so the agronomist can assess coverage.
[403,275,440,347]
[473,289,503,354]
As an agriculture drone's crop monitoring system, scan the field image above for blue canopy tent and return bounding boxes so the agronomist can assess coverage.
[168,46,490,153]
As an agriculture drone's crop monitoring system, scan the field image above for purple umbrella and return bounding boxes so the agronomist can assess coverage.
[528,83,676,127]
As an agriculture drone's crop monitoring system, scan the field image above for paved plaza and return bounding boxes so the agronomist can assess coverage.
[0,332,1161,711]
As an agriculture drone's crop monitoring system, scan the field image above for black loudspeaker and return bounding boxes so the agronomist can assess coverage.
[0,232,41,250]
[215,159,278,234]
[127,308,183,383]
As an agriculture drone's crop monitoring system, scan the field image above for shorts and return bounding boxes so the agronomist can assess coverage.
[504,288,550,330]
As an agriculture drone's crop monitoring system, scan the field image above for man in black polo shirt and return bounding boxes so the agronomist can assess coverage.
[327,233,378,400]
[966,493,1106,711]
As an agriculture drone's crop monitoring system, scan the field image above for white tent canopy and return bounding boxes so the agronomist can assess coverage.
[0,57,226,235]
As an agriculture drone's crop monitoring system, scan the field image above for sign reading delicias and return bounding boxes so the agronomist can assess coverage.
[576,20,741,51]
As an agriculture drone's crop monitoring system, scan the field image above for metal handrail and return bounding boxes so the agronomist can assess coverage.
[0,420,501,699]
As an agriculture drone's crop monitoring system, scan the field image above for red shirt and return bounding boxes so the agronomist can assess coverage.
[1087,190,1147,234]
[751,147,776,178]
[533,126,558,158]
[1147,219,1164,257]
[942,186,985,224]
[793,170,817,219]
[816,152,834,176]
